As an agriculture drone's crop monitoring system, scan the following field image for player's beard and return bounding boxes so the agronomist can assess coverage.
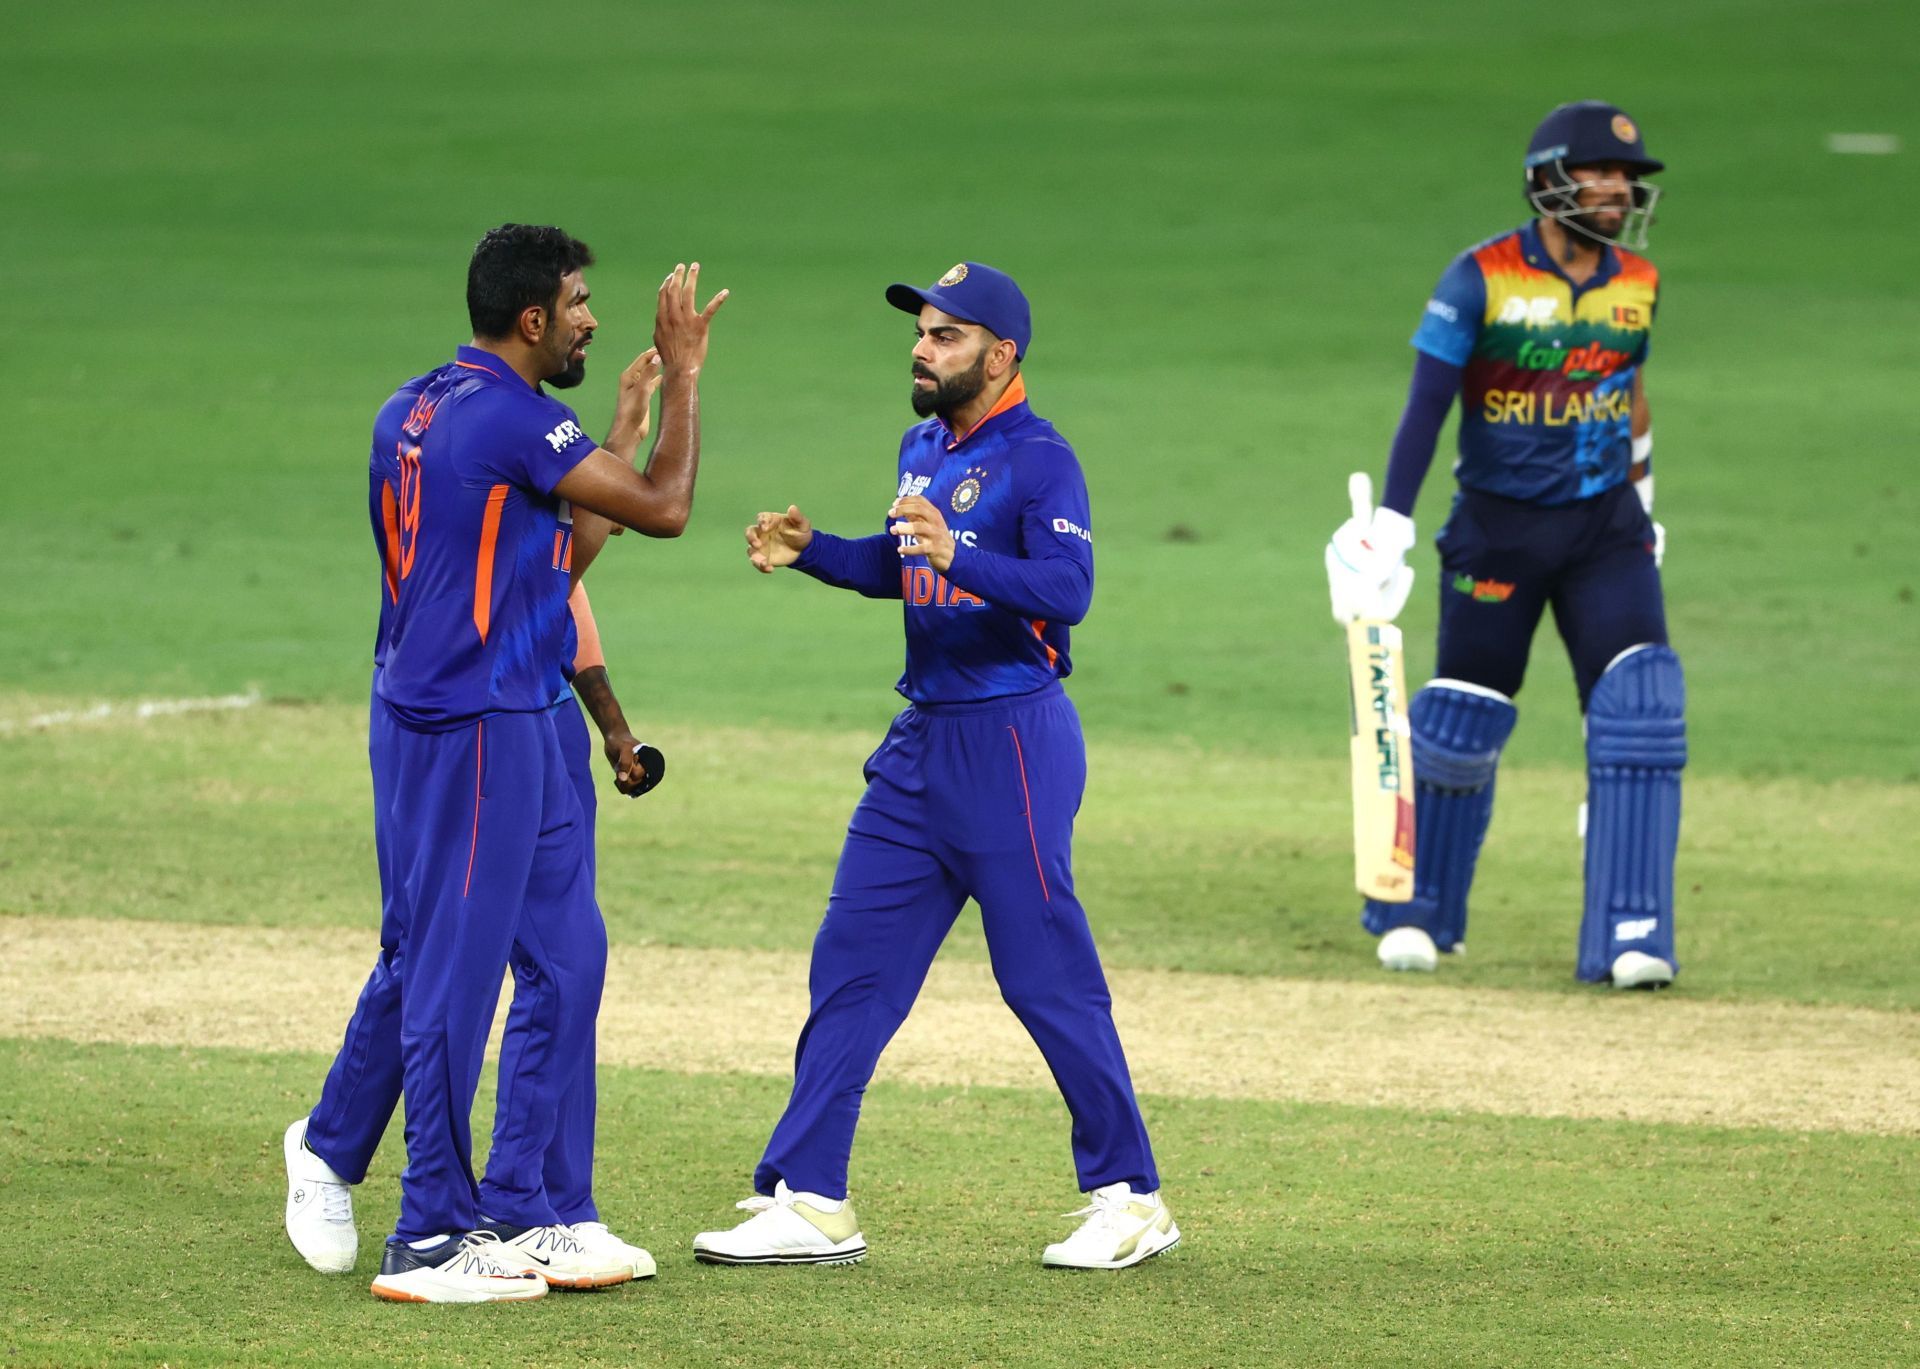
[548,328,587,389]
[1565,193,1631,245]
[910,347,988,419]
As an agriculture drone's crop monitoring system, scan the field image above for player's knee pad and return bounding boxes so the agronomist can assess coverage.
[1363,681,1517,951]
[1579,645,1686,982]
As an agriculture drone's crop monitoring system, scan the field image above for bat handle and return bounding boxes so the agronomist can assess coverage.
[1348,471,1373,527]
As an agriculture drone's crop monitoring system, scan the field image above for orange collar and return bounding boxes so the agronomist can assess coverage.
[945,374,1026,450]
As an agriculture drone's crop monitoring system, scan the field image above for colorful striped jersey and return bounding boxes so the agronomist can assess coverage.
[1411,222,1658,505]
[368,345,596,729]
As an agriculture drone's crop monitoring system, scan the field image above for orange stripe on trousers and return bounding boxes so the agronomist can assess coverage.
[1007,724,1050,902]
[463,719,484,897]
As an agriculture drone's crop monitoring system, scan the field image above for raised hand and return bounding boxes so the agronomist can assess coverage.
[653,262,729,378]
[607,347,662,457]
[1325,472,1415,624]
[746,505,815,573]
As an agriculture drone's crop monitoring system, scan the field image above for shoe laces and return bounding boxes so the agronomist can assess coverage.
[455,1232,530,1278]
[318,1179,352,1225]
[1061,1187,1135,1231]
[735,1194,778,1213]
[526,1225,587,1255]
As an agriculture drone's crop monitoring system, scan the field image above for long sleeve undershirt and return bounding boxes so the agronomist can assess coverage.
[1380,350,1463,516]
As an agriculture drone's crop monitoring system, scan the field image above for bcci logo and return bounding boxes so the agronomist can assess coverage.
[951,471,983,512]
[938,263,969,287]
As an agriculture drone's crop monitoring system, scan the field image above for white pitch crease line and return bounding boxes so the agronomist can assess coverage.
[1826,133,1901,155]
[0,688,263,735]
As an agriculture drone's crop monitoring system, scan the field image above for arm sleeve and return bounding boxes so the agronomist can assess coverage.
[942,445,1095,625]
[1379,350,1464,516]
[1408,254,1484,368]
[473,395,598,494]
[793,530,902,598]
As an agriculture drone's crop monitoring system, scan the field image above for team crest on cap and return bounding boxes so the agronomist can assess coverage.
[938,263,969,287]
[1611,113,1638,143]
[951,467,985,513]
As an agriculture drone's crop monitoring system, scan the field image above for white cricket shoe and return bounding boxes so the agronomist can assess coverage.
[369,1233,549,1304]
[1378,926,1439,973]
[1611,951,1675,990]
[1042,1183,1181,1270]
[569,1221,657,1280]
[283,1118,357,1274]
[692,1181,868,1265]
[477,1222,635,1289]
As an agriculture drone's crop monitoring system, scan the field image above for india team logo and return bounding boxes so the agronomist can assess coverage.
[951,473,982,512]
[1612,113,1638,143]
[938,263,969,287]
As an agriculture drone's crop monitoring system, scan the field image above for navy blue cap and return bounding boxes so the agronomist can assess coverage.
[1525,100,1663,174]
[886,262,1032,359]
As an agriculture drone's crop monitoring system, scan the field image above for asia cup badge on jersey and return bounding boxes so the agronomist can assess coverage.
[951,466,986,513]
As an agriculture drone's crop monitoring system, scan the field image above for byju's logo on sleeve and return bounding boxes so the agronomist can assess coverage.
[1051,518,1092,543]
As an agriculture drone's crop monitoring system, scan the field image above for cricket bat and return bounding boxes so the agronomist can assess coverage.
[1343,472,1416,901]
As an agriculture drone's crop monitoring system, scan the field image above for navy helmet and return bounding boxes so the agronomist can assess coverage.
[1523,101,1664,250]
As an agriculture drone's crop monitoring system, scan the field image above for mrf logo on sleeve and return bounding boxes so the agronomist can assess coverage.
[544,419,586,451]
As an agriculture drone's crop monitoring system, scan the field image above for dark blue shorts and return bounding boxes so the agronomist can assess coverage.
[1433,482,1667,707]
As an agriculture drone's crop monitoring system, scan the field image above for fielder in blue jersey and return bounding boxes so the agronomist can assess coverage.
[287,225,725,1305]
[1326,102,1685,989]
[285,586,659,1287]
[695,262,1178,1272]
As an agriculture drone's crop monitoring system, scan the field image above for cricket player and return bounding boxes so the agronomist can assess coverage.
[293,225,725,1304]
[1326,102,1685,988]
[697,262,1177,1270]
[285,584,659,1288]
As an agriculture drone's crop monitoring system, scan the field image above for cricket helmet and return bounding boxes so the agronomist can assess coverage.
[1523,100,1664,250]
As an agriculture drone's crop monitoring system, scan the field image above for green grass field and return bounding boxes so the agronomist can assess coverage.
[3,0,1918,1363]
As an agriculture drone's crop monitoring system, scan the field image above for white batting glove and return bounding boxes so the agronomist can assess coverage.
[1326,474,1416,623]
[1633,471,1666,568]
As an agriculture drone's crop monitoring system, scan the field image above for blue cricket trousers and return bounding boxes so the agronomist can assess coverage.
[1434,482,1668,707]
[307,696,606,1238]
[755,681,1159,1201]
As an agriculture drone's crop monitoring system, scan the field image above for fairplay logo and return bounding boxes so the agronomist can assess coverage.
[1451,574,1516,603]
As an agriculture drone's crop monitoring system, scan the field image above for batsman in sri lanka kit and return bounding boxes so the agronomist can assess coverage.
[1324,101,1685,988]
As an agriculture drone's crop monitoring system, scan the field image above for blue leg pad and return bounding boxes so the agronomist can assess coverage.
[1363,683,1518,951]
[1579,646,1686,981]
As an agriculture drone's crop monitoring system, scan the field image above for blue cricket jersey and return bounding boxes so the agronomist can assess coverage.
[794,377,1095,705]
[369,345,597,729]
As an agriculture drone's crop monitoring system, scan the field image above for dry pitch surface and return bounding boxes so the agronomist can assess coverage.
[6,914,1915,1136]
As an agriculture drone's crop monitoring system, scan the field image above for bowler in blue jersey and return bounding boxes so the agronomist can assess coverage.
[303,225,726,1305]
[692,263,1179,1272]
